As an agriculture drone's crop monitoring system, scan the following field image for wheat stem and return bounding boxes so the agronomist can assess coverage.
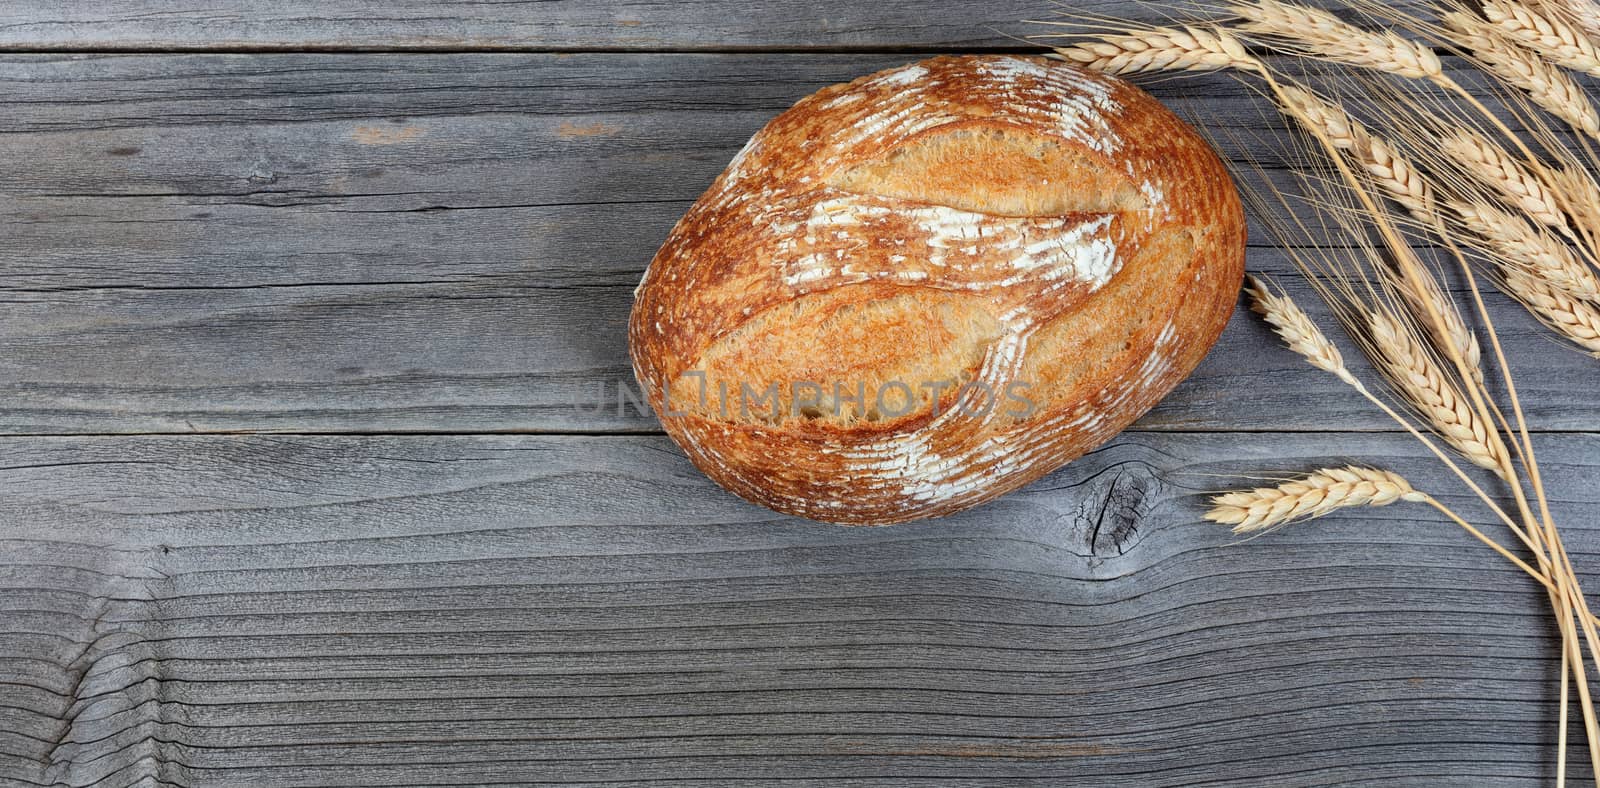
[1047,15,1599,772]
[1459,222,1600,787]
[1272,84,1504,397]
[1243,90,1547,568]
[1419,497,1600,635]
[1276,100,1491,387]
[1417,495,1557,590]
[1550,530,1600,781]
[1563,644,1572,788]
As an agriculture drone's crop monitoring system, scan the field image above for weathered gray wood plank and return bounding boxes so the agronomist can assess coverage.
[0,431,1591,785]
[1,53,1593,435]
[0,1,1417,52]
[2,261,1591,435]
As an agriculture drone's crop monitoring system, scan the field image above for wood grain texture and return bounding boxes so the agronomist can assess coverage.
[0,1,1422,52]
[2,10,1597,786]
[0,431,1593,786]
[0,53,1592,435]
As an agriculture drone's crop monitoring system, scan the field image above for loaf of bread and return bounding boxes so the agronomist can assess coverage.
[629,55,1244,525]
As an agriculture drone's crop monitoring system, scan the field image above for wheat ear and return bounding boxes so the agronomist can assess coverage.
[1549,165,1600,240]
[1528,0,1600,44]
[1272,90,1496,386]
[1247,275,1532,550]
[1440,129,1569,229]
[1444,10,1600,138]
[1274,85,1435,219]
[1049,25,1260,75]
[1206,466,1426,532]
[1450,198,1600,299]
[1230,0,1448,83]
[1501,268,1600,354]
[1245,275,1360,384]
[1388,267,1486,381]
[1366,310,1510,474]
[1484,0,1600,76]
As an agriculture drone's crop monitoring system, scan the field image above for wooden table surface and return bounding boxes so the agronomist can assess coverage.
[2,3,1597,786]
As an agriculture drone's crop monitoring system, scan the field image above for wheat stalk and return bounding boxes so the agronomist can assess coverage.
[1444,10,1600,138]
[1485,0,1600,76]
[1245,275,1360,383]
[1366,310,1510,473]
[1230,0,1449,83]
[1271,89,1501,390]
[1501,267,1600,354]
[1441,128,1570,229]
[1451,198,1600,298]
[1049,25,1260,75]
[1035,11,1600,780]
[1246,273,1530,532]
[1211,466,1564,593]
[1206,465,1426,531]
[1275,85,1436,219]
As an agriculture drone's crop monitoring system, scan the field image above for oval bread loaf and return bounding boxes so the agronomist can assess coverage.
[629,55,1245,525]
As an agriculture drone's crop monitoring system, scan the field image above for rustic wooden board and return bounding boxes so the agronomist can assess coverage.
[2,10,1597,785]
[0,1,1415,52]
[0,431,1592,786]
[3,259,1591,436]
[1,53,1591,435]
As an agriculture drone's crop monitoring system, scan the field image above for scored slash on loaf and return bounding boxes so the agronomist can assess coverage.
[630,55,1246,525]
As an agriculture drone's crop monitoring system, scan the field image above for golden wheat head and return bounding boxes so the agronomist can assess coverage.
[1206,466,1426,532]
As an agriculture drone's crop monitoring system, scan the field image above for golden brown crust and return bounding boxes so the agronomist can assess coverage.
[629,55,1245,525]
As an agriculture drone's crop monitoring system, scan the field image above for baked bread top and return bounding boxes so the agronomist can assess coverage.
[630,55,1245,524]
